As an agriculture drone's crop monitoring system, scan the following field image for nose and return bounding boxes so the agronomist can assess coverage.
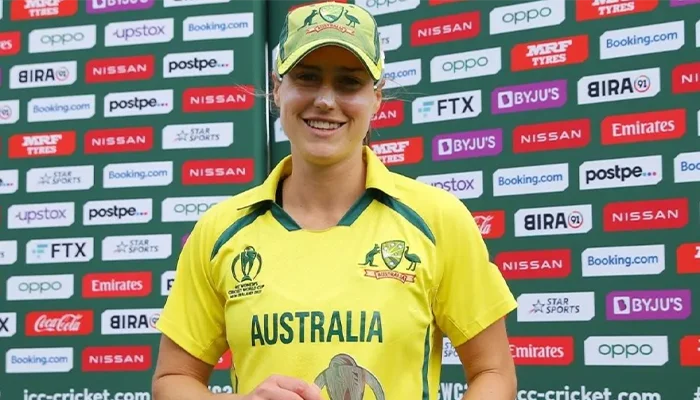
[313,84,336,111]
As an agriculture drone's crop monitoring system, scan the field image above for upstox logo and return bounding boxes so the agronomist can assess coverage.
[411,90,482,124]
[83,199,153,226]
[104,90,173,118]
[105,18,174,47]
[579,155,662,190]
[430,47,501,83]
[416,171,484,200]
[490,0,565,35]
[10,60,77,89]
[577,67,660,105]
[163,50,234,78]
[600,20,684,60]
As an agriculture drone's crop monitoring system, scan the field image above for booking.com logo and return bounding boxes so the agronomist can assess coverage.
[10,354,69,366]
[33,102,92,114]
[586,253,660,268]
[383,68,417,81]
[108,169,169,180]
[187,20,249,33]
[498,172,564,186]
[605,31,679,49]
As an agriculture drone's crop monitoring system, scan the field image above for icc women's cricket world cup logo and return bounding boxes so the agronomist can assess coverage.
[314,354,385,400]
[228,246,265,299]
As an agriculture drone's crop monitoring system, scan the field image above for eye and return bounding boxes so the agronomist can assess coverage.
[295,73,318,82]
[340,76,362,86]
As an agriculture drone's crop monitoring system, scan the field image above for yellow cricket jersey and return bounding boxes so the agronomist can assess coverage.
[156,146,518,400]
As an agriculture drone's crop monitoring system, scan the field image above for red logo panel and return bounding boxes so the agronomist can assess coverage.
[471,210,505,239]
[677,243,700,275]
[601,109,686,145]
[82,272,152,298]
[8,131,76,159]
[183,86,255,113]
[0,31,21,56]
[84,127,154,154]
[603,198,689,232]
[410,12,480,46]
[680,336,700,367]
[86,55,155,84]
[575,0,658,21]
[509,336,574,366]
[371,100,404,129]
[25,310,94,336]
[82,346,152,372]
[370,137,423,166]
[513,119,590,153]
[11,0,78,20]
[182,159,255,185]
[512,35,588,71]
[215,351,232,370]
[671,62,700,94]
[495,249,571,280]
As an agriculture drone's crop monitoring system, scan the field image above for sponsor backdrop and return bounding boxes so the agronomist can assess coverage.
[269,0,700,400]
[1,0,700,399]
[0,0,267,398]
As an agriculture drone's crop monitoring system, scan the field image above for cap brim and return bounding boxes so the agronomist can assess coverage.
[276,38,382,82]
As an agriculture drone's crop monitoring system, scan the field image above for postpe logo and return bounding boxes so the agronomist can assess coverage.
[579,155,663,190]
[104,89,173,118]
[83,199,153,226]
[164,50,234,78]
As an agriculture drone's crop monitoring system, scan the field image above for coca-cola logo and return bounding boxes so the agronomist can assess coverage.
[26,310,94,336]
[472,210,505,239]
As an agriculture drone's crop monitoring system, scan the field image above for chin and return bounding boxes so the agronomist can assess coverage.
[298,142,356,166]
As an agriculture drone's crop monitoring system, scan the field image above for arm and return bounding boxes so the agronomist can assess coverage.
[456,318,517,400]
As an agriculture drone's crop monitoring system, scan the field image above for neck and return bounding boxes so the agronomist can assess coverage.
[282,147,367,226]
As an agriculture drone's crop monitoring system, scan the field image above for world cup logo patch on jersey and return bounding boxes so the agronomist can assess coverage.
[228,246,265,299]
[358,240,421,283]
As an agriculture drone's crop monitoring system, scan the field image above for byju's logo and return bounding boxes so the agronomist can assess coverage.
[490,0,566,35]
[164,50,234,78]
[432,129,503,161]
[8,202,75,229]
[0,99,20,125]
[102,234,172,261]
[104,90,173,118]
[430,47,501,83]
[581,244,665,277]
[516,291,595,322]
[579,155,663,190]
[10,60,77,89]
[28,25,97,54]
[5,347,73,374]
[412,90,482,124]
[83,199,152,226]
[26,165,94,193]
[183,12,254,41]
[607,289,691,320]
[101,308,161,335]
[515,204,592,237]
[493,163,569,197]
[87,0,155,14]
[26,237,94,264]
[416,171,484,200]
[6,274,75,301]
[577,67,660,105]
[27,94,96,123]
[583,336,669,366]
[492,79,567,114]
[105,18,174,47]
[103,161,173,189]
[600,20,684,60]
[162,122,234,150]
[161,196,229,222]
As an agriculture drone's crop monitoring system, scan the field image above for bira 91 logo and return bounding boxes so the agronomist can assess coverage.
[509,336,574,365]
[11,0,78,20]
[680,335,700,366]
[513,118,590,153]
[371,136,424,166]
[83,271,152,298]
[603,198,688,232]
[410,11,480,47]
[577,67,660,105]
[495,249,571,280]
[25,310,93,336]
[371,100,404,129]
[8,131,76,159]
[0,31,21,56]
[84,127,154,154]
[606,289,691,321]
[182,85,255,113]
[472,210,505,239]
[676,243,700,274]
[511,34,589,72]
[576,0,658,21]
[85,55,155,84]
[515,204,592,237]
[671,62,700,94]
[82,345,152,372]
[601,108,686,145]
[182,159,254,185]
[101,308,161,335]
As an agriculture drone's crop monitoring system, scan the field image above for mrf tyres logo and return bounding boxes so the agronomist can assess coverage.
[516,291,596,322]
[514,204,592,237]
[8,131,76,159]
[576,0,659,21]
[104,89,173,118]
[511,34,589,71]
[579,155,662,190]
[371,137,424,166]
[83,198,152,226]
[577,67,660,105]
[101,308,161,335]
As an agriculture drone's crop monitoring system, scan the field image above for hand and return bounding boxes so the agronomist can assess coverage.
[242,375,322,400]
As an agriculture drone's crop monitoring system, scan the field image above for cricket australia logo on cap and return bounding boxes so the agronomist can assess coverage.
[300,4,359,35]
[228,245,265,299]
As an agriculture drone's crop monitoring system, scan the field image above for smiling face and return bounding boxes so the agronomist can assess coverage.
[273,45,383,166]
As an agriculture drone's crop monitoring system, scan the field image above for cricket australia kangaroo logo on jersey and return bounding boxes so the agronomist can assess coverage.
[228,246,265,299]
[359,240,421,283]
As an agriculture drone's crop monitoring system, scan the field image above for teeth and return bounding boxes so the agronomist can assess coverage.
[306,120,342,130]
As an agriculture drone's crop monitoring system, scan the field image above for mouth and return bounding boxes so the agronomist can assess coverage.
[303,119,346,132]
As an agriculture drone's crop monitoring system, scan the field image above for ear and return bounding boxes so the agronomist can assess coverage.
[271,72,282,108]
[372,79,385,114]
